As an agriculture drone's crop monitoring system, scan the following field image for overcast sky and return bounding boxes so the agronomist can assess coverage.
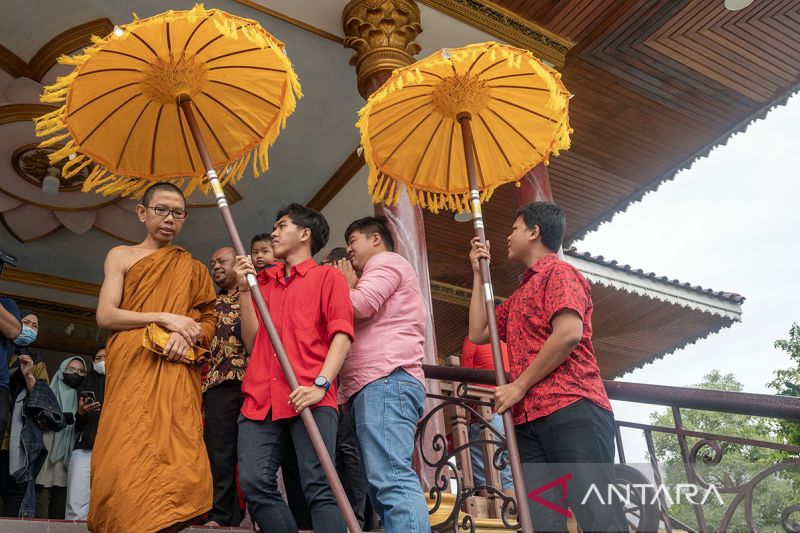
[574,93,800,462]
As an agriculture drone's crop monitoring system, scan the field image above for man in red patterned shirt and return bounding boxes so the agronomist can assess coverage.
[468,202,627,532]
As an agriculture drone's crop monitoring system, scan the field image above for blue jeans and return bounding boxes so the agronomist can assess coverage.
[352,369,431,533]
[469,412,513,489]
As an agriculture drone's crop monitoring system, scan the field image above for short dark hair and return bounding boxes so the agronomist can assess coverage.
[94,344,106,358]
[250,233,271,247]
[324,247,348,263]
[142,182,185,207]
[275,203,329,256]
[515,202,565,252]
[344,216,395,252]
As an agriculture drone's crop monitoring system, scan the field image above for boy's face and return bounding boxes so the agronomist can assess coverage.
[507,216,534,262]
[346,231,376,272]
[271,215,309,259]
[137,190,186,244]
[251,240,275,269]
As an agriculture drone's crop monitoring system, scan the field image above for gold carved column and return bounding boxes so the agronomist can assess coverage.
[343,0,444,490]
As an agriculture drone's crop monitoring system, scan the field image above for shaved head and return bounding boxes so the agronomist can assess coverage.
[142,182,185,207]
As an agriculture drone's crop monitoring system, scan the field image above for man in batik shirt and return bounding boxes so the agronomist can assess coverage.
[204,246,248,527]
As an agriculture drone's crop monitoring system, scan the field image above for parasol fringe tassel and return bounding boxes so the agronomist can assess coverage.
[36,132,71,148]
[184,178,199,197]
[61,156,94,177]
[34,118,67,138]
[48,141,77,165]
[33,109,67,133]
[40,71,79,103]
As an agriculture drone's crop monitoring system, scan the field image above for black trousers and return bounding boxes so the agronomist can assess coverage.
[0,389,9,450]
[238,407,345,533]
[203,381,244,526]
[0,450,25,516]
[282,444,313,530]
[517,399,628,533]
[282,406,370,530]
[35,486,66,519]
[335,407,368,528]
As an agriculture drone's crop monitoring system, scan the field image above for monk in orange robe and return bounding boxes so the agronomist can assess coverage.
[89,182,216,533]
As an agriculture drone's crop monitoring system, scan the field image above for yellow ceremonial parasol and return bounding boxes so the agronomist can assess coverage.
[34,5,360,530]
[357,41,570,213]
[356,41,572,533]
[34,3,301,197]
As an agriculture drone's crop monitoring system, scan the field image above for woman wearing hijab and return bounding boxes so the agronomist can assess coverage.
[35,355,86,519]
[65,346,105,520]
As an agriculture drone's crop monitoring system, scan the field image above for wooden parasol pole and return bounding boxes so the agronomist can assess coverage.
[457,111,534,533]
[179,96,362,533]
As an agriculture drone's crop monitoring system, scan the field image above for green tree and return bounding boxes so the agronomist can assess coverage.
[649,371,798,532]
[768,322,800,447]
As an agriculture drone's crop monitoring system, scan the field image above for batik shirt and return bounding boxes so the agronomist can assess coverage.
[203,288,247,392]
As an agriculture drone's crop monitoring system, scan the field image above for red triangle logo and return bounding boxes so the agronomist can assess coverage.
[527,472,573,518]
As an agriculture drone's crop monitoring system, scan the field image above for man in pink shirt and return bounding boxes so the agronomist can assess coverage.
[336,216,431,533]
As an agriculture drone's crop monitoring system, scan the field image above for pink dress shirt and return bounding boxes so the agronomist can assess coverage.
[337,251,427,403]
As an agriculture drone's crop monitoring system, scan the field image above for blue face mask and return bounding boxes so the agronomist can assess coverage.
[14,325,37,347]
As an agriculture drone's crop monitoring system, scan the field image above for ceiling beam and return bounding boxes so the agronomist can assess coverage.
[430,279,505,306]
[231,0,343,44]
[28,18,114,82]
[1,266,101,297]
[417,0,573,67]
[0,18,113,81]
[0,43,29,79]
[307,148,365,211]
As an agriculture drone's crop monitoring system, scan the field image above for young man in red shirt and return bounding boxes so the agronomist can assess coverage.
[468,202,627,532]
[234,204,354,533]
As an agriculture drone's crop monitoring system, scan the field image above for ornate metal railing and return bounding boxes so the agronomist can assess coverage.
[419,363,800,533]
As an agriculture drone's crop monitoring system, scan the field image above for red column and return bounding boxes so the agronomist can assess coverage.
[343,0,442,492]
[514,163,564,258]
[514,163,554,205]
[369,113,442,493]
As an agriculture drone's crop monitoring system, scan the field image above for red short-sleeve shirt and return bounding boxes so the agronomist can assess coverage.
[241,259,354,421]
[461,337,509,389]
[496,253,611,424]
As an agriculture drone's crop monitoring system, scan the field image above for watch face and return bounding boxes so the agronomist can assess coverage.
[315,376,327,387]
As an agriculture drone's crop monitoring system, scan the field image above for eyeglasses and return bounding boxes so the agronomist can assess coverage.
[64,368,87,376]
[146,205,187,219]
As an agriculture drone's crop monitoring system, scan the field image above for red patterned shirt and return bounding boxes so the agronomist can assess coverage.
[496,253,611,424]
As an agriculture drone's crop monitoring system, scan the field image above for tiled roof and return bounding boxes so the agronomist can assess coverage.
[564,248,745,305]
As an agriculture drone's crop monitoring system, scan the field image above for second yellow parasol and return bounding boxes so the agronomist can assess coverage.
[356,41,573,533]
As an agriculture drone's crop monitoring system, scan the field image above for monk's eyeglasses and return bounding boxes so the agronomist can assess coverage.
[147,205,187,220]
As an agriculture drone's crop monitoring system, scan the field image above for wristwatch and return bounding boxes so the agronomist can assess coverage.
[314,375,331,392]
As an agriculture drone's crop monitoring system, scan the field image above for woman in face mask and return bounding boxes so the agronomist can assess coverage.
[65,346,105,521]
[13,312,39,347]
[35,355,86,519]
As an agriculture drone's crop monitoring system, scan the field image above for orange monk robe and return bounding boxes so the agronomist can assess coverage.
[88,246,217,533]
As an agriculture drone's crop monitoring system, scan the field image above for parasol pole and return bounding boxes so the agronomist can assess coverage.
[457,111,534,533]
[179,96,362,533]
